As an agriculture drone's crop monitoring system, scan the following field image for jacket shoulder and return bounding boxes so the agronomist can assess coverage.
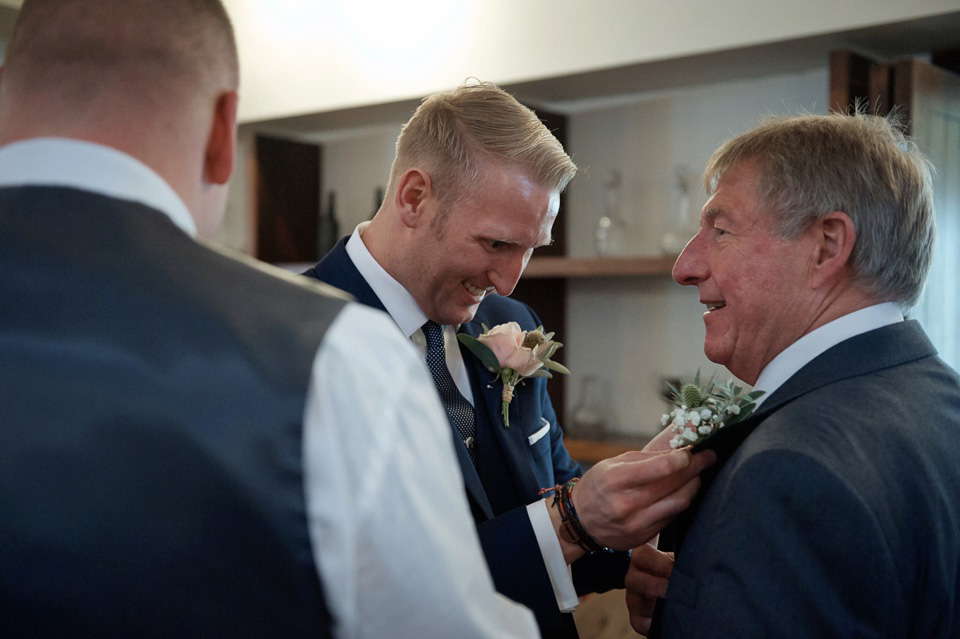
[474,295,540,330]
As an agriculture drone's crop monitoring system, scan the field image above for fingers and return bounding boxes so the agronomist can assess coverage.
[603,448,716,493]
[642,424,678,453]
[688,448,717,474]
[637,477,701,526]
[572,448,716,550]
[610,478,700,547]
[629,544,674,581]
[625,587,661,623]
[626,585,655,636]
[625,545,675,635]
[610,449,715,509]
[628,604,653,635]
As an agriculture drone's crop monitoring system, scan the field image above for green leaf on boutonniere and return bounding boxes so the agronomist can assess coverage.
[661,371,765,448]
[542,359,571,375]
[724,390,765,426]
[456,333,502,373]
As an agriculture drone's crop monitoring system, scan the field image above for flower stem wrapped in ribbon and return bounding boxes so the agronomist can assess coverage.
[662,370,764,448]
[458,322,570,427]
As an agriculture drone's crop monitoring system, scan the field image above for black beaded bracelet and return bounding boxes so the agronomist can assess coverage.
[539,479,609,554]
[559,479,608,554]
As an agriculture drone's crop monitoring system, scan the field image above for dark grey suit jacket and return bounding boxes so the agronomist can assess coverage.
[651,320,960,638]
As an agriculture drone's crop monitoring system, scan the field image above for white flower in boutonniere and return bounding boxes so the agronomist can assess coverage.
[662,371,764,449]
[458,322,570,428]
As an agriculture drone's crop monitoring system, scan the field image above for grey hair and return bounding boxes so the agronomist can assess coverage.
[704,110,936,310]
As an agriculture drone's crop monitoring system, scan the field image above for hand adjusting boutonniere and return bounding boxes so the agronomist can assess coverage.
[662,371,764,449]
[458,322,569,428]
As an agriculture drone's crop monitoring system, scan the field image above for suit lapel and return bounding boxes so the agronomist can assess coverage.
[304,238,387,313]
[460,314,544,504]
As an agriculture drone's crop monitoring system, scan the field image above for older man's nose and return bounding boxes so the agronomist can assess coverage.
[672,233,707,286]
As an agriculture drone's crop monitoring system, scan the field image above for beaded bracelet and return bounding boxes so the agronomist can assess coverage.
[539,478,608,554]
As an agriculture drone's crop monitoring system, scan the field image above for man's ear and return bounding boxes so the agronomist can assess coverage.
[394,168,431,229]
[811,211,856,286]
[203,90,239,185]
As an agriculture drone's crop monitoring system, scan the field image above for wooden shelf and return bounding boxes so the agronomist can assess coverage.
[523,255,677,279]
[564,435,650,464]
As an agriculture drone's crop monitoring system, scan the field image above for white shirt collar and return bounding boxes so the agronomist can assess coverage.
[0,137,196,236]
[345,223,476,404]
[345,222,430,338]
[753,302,904,405]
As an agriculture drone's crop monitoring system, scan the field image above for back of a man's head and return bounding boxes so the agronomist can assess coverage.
[387,81,577,208]
[0,0,238,140]
[704,111,936,310]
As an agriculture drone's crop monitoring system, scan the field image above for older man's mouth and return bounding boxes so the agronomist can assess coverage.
[704,301,726,311]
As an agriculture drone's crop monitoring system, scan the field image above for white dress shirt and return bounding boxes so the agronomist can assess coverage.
[345,224,580,612]
[0,138,539,639]
[753,303,905,403]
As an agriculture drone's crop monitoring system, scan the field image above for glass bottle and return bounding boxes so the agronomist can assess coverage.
[317,191,339,258]
[660,166,695,255]
[570,375,606,439]
[369,186,384,220]
[595,171,625,256]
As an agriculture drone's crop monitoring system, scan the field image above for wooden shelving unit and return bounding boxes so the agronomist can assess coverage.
[563,435,652,465]
[522,255,677,279]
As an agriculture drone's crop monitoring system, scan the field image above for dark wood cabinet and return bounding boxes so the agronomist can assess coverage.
[253,135,321,263]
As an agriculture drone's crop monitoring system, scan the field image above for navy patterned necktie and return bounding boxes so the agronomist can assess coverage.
[422,320,477,465]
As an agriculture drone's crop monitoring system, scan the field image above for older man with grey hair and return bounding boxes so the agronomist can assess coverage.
[628,111,960,638]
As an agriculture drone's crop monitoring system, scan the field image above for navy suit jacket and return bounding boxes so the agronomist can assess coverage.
[304,238,629,638]
[650,320,960,638]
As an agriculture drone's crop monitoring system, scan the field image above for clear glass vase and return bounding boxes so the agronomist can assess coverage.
[570,375,606,439]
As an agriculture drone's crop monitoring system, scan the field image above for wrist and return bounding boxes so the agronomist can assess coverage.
[541,479,610,564]
[546,492,586,564]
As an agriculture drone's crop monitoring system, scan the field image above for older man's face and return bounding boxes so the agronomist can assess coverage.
[672,160,821,384]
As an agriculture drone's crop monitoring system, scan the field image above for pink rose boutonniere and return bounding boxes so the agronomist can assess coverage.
[458,322,570,427]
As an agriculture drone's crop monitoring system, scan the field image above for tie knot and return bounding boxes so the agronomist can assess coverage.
[422,320,445,349]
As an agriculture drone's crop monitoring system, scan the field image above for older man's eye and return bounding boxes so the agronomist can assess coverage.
[487,240,506,250]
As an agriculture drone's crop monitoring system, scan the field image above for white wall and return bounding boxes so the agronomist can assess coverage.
[215,123,402,254]
[319,126,401,232]
[224,0,957,123]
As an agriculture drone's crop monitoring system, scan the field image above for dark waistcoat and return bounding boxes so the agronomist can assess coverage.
[0,187,345,637]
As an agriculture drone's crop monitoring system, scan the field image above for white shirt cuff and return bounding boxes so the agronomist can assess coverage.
[527,500,579,612]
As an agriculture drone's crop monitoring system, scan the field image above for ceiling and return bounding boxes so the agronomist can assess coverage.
[246,10,960,139]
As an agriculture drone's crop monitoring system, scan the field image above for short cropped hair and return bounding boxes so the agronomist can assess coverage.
[704,111,936,310]
[387,82,577,210]
[4,0,238,106]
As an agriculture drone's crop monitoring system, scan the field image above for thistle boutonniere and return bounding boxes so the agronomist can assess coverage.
[662,371,764,449]
[458,322,570,428]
